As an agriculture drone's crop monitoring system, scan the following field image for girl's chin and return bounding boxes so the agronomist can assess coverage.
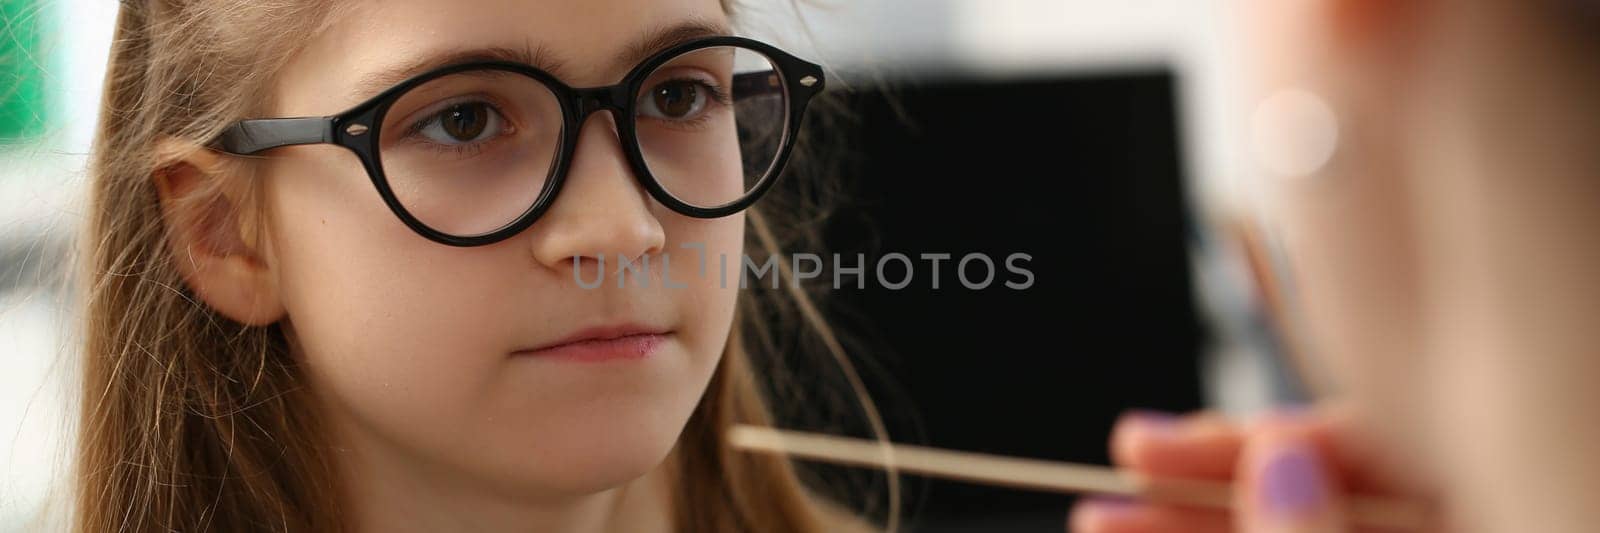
[479,425,684,498]
[454,402,694,495]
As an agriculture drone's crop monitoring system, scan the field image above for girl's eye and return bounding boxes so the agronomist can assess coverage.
[417,102,506,145]
[639,79,721,121]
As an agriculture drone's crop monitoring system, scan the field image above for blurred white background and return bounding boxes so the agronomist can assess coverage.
[0,1,1275,529]
[2,0,116,530]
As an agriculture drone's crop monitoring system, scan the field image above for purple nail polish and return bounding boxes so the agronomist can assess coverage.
[1259,443,1328,517]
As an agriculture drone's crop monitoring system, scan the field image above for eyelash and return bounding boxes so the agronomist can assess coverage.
[646,76,731,131]
[690,78,734,107]
[401,97,514,156]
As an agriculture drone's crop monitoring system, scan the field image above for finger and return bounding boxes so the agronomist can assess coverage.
[1111,410,1245,480]
[1068,498,1233,533]
[1248,408,1418,497]
[1238,430,1347,533]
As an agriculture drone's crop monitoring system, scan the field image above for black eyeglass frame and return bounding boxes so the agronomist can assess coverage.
[215,36,826,247]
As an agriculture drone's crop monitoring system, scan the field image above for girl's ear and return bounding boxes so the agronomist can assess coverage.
[152,139,286,326]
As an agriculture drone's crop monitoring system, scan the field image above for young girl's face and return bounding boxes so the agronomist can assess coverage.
[256,0,739,495]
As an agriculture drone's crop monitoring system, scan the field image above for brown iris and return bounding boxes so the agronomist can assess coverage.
[440,102,489,141]
[651,81,700,118]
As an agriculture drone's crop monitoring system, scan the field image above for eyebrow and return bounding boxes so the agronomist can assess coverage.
[614,18,731,71]
[353,44,564,100]
[350,19,732,101]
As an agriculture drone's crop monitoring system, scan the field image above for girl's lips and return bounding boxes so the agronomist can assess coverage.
[513,325,671,362]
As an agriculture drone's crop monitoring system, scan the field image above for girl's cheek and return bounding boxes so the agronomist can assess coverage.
[265,151,503,398]
[657,212,743,354]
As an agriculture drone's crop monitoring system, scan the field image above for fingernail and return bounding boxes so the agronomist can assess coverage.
[1258,441,1328,518]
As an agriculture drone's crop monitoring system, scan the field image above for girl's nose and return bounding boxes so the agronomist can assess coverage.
[526,112,666,274]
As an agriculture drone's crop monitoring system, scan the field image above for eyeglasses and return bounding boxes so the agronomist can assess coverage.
[216,36,825,247]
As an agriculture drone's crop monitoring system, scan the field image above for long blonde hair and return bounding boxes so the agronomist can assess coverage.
[77,0,896,531]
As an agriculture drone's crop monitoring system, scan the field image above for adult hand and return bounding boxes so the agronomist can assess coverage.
[1068,407,1434,533]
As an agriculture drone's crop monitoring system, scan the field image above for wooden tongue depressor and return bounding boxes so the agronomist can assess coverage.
[727,425,1428,531]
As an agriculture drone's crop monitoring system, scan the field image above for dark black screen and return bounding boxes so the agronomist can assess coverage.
[796,70,1206,532]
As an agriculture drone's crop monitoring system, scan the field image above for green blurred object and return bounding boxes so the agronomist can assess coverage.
[0,0,49,141]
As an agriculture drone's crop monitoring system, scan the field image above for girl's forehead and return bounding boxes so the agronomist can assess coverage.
[274,0,730,115]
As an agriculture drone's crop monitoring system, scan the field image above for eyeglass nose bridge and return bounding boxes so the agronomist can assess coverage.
[572,84,634,121]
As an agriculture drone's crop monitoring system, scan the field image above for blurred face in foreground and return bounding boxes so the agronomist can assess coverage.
[1242,0,1600,527]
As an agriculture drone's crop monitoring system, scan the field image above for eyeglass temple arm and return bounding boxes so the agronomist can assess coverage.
[216,117,334,155]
